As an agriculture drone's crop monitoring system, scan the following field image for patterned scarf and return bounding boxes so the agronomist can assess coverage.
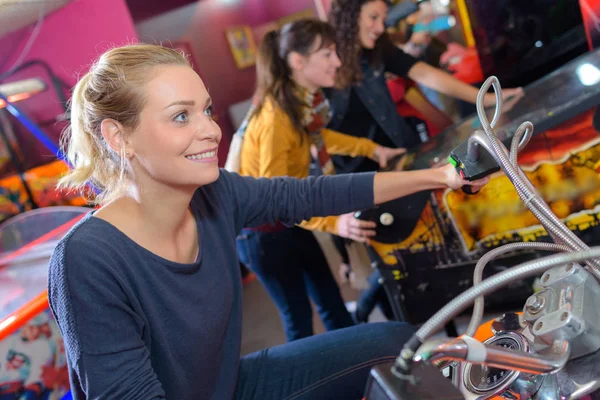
[294,85,335,176]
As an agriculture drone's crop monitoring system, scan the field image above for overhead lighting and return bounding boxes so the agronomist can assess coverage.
[576,63,600,87]
[0,78,46,109]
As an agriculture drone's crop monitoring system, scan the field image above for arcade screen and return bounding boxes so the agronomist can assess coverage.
[466,0,589,88]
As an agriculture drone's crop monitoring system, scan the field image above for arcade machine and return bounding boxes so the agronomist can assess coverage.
[0,60,87,224]
[354,0,600,328]
[0,78,89,398]
[450,0,594,116]
[364,75,600,400]
[360,1,600,397]
[0,207,88,400]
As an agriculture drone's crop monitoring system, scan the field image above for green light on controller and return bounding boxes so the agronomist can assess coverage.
[448,157,458,167]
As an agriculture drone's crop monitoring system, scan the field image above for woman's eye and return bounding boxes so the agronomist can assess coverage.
[204,105,214,119]
[174,111,188,124]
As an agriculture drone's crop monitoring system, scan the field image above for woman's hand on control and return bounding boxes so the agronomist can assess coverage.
[336,213,377,244]
[373,146,407,169]
[439,163,490,191]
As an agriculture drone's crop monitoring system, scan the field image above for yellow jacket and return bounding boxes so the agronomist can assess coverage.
[239,97,378,234]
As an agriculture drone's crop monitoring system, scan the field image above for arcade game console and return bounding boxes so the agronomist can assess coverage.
[364,74,600,400]
[357,48,600,325]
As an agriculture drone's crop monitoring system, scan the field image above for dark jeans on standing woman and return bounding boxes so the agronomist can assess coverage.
[355,270,395,322]
[234,321,415,400]
[330,235,394,323]
[237,226,354,341]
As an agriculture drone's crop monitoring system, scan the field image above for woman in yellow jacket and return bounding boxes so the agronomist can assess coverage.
[237,19,405,341]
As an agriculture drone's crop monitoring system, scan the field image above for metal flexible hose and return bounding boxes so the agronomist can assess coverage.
[415,247,600,342]
[475,77,600,275]
[471,132,577,248]
[465,242,573,337]
[511,174,573,247]
[509,122,534,166]
[397,76,600,370]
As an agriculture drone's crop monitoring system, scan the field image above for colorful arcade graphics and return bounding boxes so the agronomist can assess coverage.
[372,109,600,264]
[0,310,68,400]
[0,207,89,399]
[0,161,89,225]
[0,91,90,225]
[446,110,600,253]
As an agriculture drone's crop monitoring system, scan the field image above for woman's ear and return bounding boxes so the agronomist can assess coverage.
[287,51,306,72]
[100,119,131,157]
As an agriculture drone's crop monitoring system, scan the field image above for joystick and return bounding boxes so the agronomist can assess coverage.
[448,131,500,194]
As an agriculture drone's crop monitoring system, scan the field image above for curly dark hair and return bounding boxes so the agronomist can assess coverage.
[329,0,387,88]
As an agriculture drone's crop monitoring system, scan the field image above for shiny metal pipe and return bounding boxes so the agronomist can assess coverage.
[414,338,570,375]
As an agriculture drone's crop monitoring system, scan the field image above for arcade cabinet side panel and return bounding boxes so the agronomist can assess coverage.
[0,211,90,399]
[580,0,600,49]
[0,307,68,399]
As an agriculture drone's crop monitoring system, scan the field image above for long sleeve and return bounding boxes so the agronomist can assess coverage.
[321,128,378,159]
[220,170,375,233]
[298,215,340,234]
[48,239,165,400]
[382,39,419,78]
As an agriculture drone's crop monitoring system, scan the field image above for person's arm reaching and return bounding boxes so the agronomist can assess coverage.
[381,39,522,107]
[302,164,489,242]
[321,128,406,169]
[373,162,486,204]
[225,163,488,238]
[407,61,523,107]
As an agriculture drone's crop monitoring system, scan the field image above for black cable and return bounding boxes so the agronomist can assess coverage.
[0,120,38,209]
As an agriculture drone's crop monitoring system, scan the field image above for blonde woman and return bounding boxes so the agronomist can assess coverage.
[48,43,487,399]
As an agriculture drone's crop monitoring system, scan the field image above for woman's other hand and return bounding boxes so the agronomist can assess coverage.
[336,212,377,244]
[373,146,407,169]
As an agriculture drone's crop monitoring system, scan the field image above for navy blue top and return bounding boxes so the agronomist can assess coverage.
[48,170,375,399]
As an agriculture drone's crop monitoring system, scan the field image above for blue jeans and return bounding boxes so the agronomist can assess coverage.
[355,270,395,323]
[234,322,414,400]
[237,227,354,341]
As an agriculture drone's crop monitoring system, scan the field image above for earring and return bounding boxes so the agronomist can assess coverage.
[125,151,130,156]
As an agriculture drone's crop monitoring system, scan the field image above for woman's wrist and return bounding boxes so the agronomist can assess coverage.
[432,166,453,189]
[371,145,381,161]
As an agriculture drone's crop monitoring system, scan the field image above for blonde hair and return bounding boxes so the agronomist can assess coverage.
[58,43,191,205]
